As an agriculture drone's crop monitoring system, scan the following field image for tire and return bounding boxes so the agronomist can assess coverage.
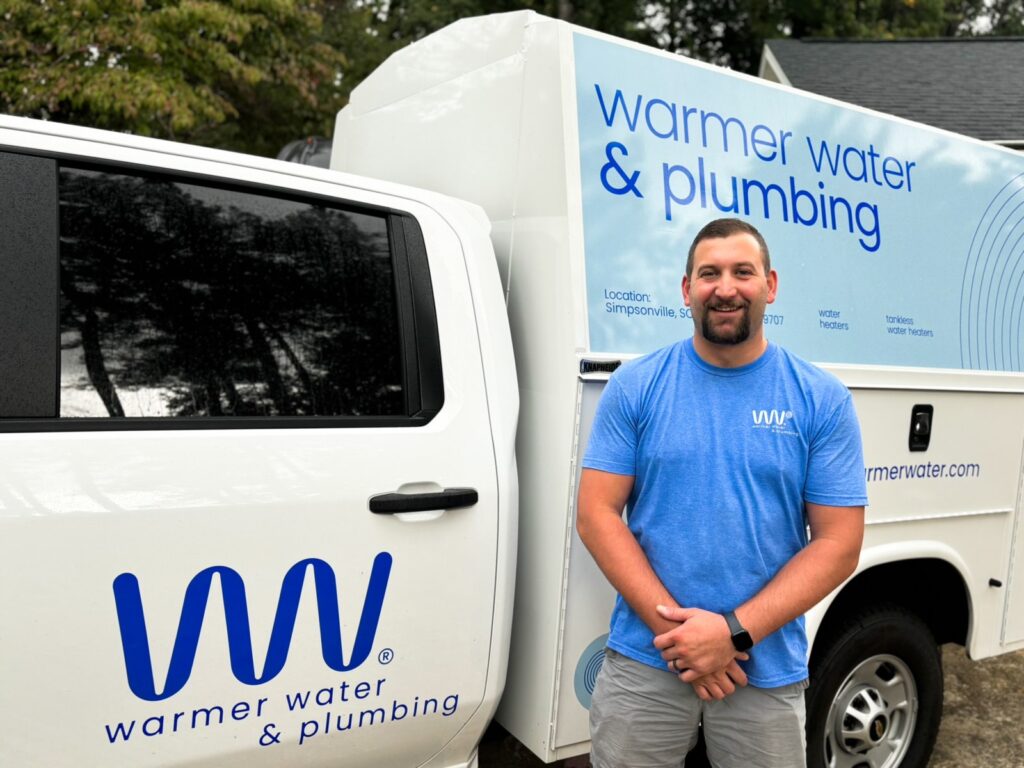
[805,605,943,768]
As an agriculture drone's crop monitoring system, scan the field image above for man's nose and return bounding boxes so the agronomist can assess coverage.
[714,276,739,298]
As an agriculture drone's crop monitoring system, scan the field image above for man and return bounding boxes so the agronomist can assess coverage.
[577,218,867,767]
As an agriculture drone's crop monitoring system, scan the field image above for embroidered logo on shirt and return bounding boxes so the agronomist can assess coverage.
[752,408,799,436]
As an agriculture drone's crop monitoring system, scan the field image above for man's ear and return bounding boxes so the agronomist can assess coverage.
[766,269,778,304]
[681,275,691,307]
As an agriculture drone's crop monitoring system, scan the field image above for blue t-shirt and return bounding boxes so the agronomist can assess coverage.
[582,338,868,687]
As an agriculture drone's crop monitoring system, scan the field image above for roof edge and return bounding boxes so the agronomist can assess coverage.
[758,43,792,86]
[766,35,1024,44]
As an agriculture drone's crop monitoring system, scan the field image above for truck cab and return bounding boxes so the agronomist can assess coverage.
[0,115,517,768]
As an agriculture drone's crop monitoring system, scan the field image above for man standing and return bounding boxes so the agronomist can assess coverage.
[577,218,867,767]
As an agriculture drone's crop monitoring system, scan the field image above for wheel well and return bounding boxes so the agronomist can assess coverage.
[814,559,969,656]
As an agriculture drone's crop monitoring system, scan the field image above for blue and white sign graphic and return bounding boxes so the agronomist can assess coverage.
[100,553,464,751]
[574,33,1024,371]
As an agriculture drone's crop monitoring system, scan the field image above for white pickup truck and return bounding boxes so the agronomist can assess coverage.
[3,10,1024,768]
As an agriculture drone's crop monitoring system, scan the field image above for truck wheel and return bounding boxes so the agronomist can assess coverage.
[805,606,943,768]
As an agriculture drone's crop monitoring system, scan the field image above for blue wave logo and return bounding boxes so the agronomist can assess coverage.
[574,634,609,710]
[113,553,392,702]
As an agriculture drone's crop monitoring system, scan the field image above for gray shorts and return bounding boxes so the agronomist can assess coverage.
[589,649,807,768]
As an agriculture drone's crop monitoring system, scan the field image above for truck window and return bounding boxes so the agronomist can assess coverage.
[57,166,406,420]
[0,150,442,428]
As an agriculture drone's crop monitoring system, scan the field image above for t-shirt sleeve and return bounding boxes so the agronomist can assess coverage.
[804,391,869,507]
[581,374,638,477]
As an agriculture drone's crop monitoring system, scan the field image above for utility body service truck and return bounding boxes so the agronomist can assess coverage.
[2,10,1024,768]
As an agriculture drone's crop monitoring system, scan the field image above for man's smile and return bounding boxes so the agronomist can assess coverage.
[708,303,747,315]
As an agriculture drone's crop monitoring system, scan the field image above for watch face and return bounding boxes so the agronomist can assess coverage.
[724,611,753,652]
[733,630,754,652]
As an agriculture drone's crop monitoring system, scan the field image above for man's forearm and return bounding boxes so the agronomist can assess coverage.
[735,539,857,643]
[656,504,863,676]
[577,507,682,636]
[735,512,863,644]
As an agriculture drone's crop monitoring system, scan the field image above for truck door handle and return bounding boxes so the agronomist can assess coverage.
[369,487,478,514]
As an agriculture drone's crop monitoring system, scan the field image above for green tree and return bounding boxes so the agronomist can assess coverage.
[4,0,1019,153]
[0,0,347,155]
[635,0,1016,74]
[979,0,1024,33]
[785,0,985,38]
[637,0,787,73]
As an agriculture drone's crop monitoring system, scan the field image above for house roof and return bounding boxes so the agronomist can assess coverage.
[760,37,1024,144]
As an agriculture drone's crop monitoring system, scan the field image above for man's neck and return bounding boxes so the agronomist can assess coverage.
[691,334,769,369]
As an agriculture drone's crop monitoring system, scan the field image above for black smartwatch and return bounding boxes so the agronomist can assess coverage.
[724,610,754,652]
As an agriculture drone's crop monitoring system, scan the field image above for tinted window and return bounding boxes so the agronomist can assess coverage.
[58,167,403,419]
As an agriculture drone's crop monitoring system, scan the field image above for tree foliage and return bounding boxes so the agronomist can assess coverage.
[785,0,981,38]
[633,0,1023,73]
[0,0,347,155]
[2,0,1021,155]
[982,0,1024,33]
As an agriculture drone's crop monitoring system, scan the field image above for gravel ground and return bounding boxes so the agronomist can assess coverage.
[480,644,1024,767]
[930,645,1024,768]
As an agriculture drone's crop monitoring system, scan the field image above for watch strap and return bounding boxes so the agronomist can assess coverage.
[724,610,753,651]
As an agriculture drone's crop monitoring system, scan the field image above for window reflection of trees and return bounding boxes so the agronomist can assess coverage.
[59,169,403,419]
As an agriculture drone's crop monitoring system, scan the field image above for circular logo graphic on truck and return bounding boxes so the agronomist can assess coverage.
[574,634,609,710]
[960,171,1024,371]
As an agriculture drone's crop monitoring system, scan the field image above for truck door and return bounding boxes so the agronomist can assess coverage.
[0,149,498,767]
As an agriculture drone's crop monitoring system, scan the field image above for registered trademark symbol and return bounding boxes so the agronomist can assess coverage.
[379,648,394,664]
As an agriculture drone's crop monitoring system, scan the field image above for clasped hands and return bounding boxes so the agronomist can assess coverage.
[653,604,749,701]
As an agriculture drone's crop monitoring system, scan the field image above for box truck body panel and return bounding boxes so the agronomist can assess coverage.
[335,10,1024,762]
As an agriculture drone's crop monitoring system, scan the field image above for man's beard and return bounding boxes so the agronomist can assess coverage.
[700,304,751,345]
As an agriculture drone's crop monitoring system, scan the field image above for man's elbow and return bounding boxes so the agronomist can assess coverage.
[837,543,861,583]
[576,502,598,544]
[575,506,588,540]
[812,505,865,586]
[576,499,619,552]
[834,526,865,584]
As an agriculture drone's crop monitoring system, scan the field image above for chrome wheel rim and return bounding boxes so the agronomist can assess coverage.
[824,654,918,768]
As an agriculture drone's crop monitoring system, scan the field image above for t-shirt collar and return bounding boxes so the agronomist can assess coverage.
[682,336,777,377]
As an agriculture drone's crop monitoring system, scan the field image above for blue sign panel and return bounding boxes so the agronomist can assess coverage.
[574,32,1024,371]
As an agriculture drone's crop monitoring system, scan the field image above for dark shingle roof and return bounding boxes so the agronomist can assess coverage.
[763,37,1024,142]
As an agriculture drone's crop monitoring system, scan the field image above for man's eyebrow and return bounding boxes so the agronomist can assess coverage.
[697,260,759,271]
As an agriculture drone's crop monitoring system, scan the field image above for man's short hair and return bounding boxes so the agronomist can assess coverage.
[686,218,771,277]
